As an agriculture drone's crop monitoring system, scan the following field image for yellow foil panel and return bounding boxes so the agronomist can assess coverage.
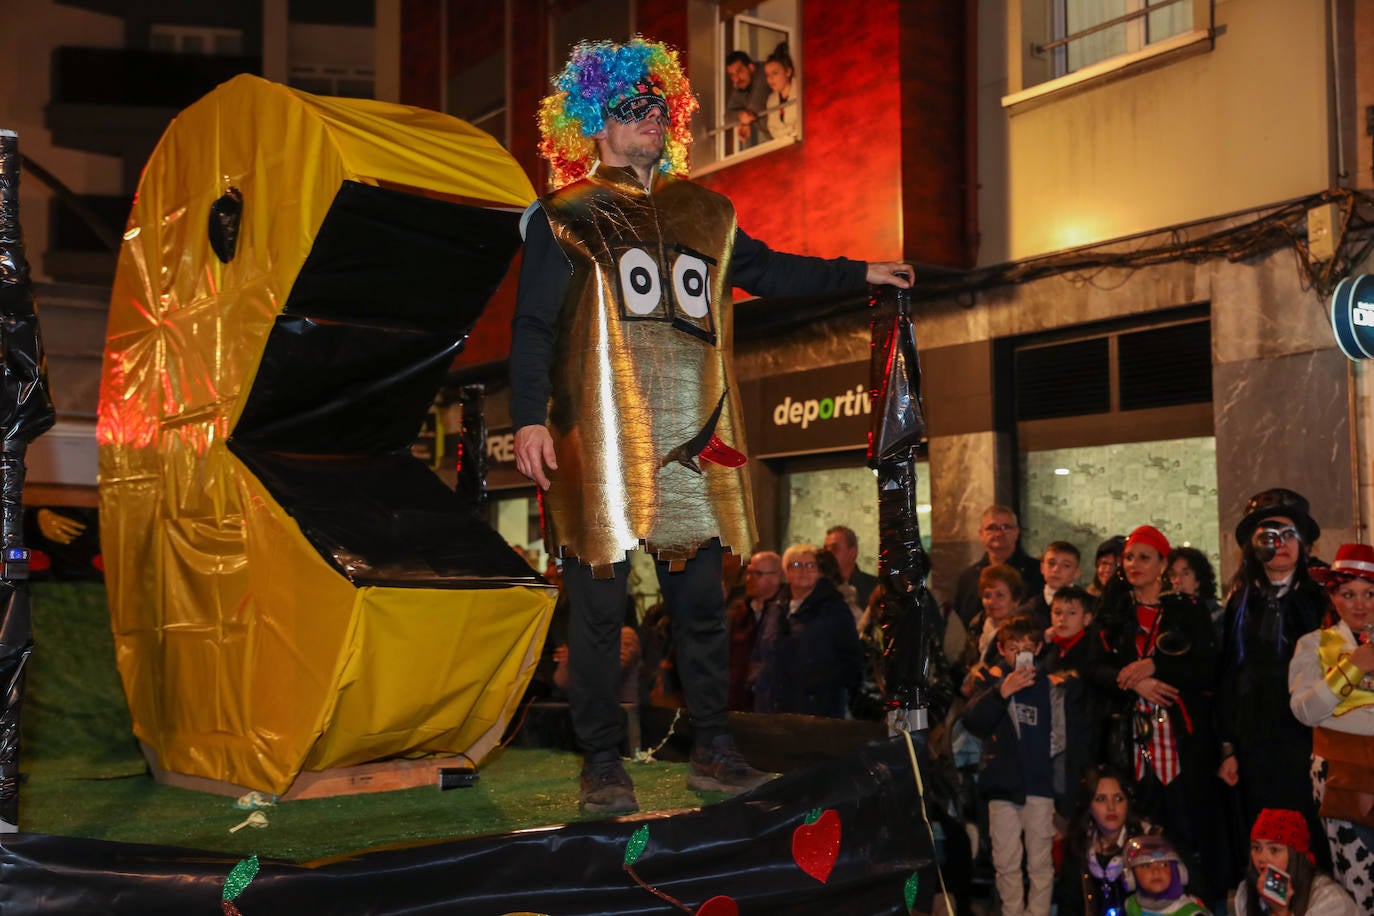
[98,75,549,795]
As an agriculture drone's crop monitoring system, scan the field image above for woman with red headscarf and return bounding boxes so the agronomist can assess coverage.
[1096,525,1223,905]
[1233,808,1356,915]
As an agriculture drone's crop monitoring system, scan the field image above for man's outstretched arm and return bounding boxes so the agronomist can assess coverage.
[731,228,911,298]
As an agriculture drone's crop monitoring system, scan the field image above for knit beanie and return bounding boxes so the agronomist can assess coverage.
[1251,808,1315,865]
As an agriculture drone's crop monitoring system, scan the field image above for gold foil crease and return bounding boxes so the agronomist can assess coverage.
[97,74,552,795]
[540,166,756,575]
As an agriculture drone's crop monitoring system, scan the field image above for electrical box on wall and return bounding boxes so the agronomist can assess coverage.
[1308,202,1340,262]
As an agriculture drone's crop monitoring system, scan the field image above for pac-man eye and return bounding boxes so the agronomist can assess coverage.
[618,247,662,315]
[672,251,711,318]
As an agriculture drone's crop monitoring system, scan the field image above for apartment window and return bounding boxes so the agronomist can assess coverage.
[1005,0,1211,107]
[689,0,800,175]
[1054,1,1194,75]
[289,64,375,99]
[150,24,244,56]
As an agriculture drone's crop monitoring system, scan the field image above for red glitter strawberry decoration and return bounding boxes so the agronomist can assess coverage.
[792,808,841,883]
[694,895,739,916]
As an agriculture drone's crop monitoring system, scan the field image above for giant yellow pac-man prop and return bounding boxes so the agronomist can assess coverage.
[97,74,553,795]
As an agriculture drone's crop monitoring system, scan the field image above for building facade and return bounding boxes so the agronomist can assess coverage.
[5,1,1372,605]
[415,0,1374,601]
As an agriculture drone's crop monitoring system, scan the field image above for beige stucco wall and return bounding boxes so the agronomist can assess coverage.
[990,0,1334,263]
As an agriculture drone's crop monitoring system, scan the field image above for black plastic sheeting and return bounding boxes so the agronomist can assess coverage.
[226,179,543,588]
[233,448,537,588]
[0,135,54,450]
[233,180,518,456]
[0,132,54,831]
[867,289,951,724]
[0,737,941,915]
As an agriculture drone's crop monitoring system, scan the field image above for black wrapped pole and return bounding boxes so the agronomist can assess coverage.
[454,383,486,509]
[0,130,56,832]
[867,284,947,735]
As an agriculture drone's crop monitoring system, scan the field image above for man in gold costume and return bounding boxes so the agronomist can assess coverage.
[511,37,912,815]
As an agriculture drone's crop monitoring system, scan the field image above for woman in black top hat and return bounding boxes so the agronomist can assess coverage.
[1216,488,1330,869]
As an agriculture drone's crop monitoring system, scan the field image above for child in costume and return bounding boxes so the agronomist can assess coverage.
[1122,835,1209,915]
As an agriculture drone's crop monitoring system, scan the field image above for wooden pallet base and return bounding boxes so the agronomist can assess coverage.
[140,742,470,800]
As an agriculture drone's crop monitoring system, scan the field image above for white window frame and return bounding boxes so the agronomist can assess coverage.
[1003,0,1212,111]
[691,3,800,177]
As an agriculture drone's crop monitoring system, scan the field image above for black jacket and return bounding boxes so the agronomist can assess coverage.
[1216,573,1326,819]
[752,579,863,718]
[1095,587,1219,775]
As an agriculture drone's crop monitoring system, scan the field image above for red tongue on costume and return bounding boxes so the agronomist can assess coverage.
[698,433,746,468]
[660,392,748,473]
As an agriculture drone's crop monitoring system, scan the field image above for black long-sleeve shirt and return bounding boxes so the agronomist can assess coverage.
[508,206,868,429]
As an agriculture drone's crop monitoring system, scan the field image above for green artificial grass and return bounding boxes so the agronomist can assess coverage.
[19,581,717,861]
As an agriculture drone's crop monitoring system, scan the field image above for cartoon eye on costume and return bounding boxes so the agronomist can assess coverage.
[618,247,662,316]
[672,251,710,318]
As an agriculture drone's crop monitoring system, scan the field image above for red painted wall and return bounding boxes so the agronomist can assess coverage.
[696,1,906,265]
[696,0,967,270]
[399,0,441,112]
[448,0,503,73]
[403,0,968,368]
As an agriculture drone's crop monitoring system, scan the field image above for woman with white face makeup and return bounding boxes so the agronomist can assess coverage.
[1217,489,1329,875]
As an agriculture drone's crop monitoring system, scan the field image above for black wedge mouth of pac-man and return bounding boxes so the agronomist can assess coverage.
[227,178,537,588]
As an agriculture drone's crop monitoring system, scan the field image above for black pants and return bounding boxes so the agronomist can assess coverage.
[563,540,728,756]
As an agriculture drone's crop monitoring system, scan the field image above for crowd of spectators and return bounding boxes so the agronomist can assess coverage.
[931,490,1368,915]
[519,485,1371,915]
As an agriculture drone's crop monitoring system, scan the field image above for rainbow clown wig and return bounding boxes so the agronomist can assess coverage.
[537,36,698,189]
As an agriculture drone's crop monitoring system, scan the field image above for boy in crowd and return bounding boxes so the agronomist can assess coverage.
[1020,541,1081,628]
[1044,585,1103,821]
[1121,835,1209,916]
[964,614,1059,916]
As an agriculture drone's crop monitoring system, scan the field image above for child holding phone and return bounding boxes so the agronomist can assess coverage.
[1232,809,1356,915]
[964,614,1058,915]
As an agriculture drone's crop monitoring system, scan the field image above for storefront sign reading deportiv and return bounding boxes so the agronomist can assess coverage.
[771,385,871,430]
[742,361,873,458]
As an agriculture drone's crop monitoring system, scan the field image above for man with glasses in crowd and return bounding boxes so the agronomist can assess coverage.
[952,504,1044,626]
[726,552,783,711]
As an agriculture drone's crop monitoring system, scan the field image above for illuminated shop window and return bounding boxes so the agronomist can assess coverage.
[783,461,932,572]
[1020,438,1219,577]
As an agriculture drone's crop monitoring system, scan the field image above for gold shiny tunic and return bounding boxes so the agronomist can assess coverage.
[539,164,755,576]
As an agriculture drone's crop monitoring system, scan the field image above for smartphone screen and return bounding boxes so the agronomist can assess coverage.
[1260,864,1291,907]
